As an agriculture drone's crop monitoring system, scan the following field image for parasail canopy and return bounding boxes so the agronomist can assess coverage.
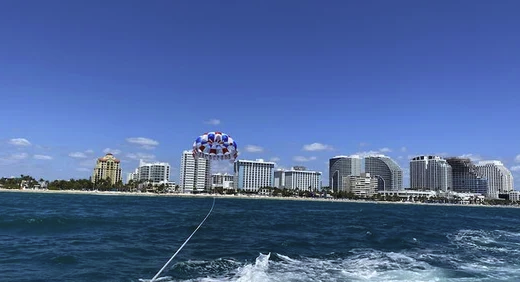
[192,132,238,161]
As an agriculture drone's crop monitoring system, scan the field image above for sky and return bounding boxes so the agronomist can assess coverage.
[0,0,519,187]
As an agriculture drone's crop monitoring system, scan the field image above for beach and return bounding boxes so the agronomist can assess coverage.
[1,188,517,209]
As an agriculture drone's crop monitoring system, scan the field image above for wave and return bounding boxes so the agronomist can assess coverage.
[138,229,520,282]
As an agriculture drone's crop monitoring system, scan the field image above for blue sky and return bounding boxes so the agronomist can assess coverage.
[1,1,519,187]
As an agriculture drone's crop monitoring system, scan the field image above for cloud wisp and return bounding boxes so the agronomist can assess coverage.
[33,155,53,160]
[293,156,317,162]
[204,119,221,125]
[244,145,264,153]
[302,143,333,151]
[69,152,88,158]
[126,137,159,149]
[8,138,31,146]
[103,148,121,155]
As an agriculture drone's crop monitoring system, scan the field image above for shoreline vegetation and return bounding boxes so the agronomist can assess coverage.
[1,188,519,209]
[1,175,518,208]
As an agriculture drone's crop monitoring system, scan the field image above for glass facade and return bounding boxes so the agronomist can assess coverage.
[329,156,362,192]
[446,157,488,195]
[364,156,403,191]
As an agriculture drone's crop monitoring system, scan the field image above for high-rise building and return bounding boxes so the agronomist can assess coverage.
[131,159,171,184]
[410,155,452,191]
[211,173,234,189]
[476,161,514,198]
[92,153,122,185]
[329,155,362,192]
[126,169,139,184]
[179,150,211,193]
[274,170,285,188]
[233,159,275,191]
[364,155,403,191]
[342,173,378,197]
[279,167,322,191]
[445,157,488,195]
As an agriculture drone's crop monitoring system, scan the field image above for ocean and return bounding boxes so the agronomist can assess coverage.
[1,192,520,282]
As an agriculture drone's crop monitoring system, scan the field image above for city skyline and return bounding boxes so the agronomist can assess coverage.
[1,1,519,187]
[0,142,518,189]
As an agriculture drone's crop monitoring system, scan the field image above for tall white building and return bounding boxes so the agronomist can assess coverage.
[138,159,171,184]
[126,169,139,184]
[274,169,285,188]
[476,161,514,198]
[234,159,275,191]
[274,166,322,191]
[127,159,171,184]
[180,150,211,193]
[410,155,453,191]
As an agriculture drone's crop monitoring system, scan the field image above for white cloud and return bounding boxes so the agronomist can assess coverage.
[511,166,520,172]
[401,146,407,152]
[204,118,221,125]
[211,161,233,174]
[515,154,520,163]
[33,154,53,160]
[3,153,29,160]
[126,153,156,160]
[293,156,317,162]
[0,153,28,165]
[379,147,392,153]
[85,149,94,154]
[126,137,159,149]
[359,142,368,147]
[76,168,91,172]
[459,154,482,162]
[398,156,404,159]
[303,143,333,151]
[9,138,31,146]
[79,158,96,167]
[351,151,382,158]
[244,145,264,153]
[270,157,280,162]
[69,152,88,158]
[103,148,121,155]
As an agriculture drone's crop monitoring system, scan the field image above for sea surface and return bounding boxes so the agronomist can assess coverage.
[1,192,520,282]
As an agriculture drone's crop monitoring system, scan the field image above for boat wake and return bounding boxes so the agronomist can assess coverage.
[138,229,520,282]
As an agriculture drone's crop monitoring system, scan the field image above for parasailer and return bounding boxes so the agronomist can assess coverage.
[148,131,238,282]
[192,131,238,161]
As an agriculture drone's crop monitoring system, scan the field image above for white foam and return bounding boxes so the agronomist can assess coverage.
[139,230,520,282]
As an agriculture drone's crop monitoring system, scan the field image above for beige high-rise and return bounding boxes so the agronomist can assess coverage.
[92,153,122,185]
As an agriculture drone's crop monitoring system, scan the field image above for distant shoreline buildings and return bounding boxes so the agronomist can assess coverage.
[274,166,322,191]
[92,153,122,185]
[89,148,515,201]
[127,159,172,186]
[179,150,211,193]
[326,154,514,200]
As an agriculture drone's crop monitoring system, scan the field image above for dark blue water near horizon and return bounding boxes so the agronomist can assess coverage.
[2,192,520,282]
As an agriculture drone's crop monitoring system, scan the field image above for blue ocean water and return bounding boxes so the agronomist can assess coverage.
[1,192,520,282]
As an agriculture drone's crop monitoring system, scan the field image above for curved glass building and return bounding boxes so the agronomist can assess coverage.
[445,157,488,195]
[364,155,403,191]
[329,155,362,192]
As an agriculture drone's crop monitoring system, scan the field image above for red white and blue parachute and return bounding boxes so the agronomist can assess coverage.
[192,132,238,161]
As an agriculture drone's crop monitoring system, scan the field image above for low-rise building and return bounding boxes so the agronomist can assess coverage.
[342,173,378,197]
[212,173,234,189]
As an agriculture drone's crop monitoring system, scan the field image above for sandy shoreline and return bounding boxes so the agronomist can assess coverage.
[1,188,518,209]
